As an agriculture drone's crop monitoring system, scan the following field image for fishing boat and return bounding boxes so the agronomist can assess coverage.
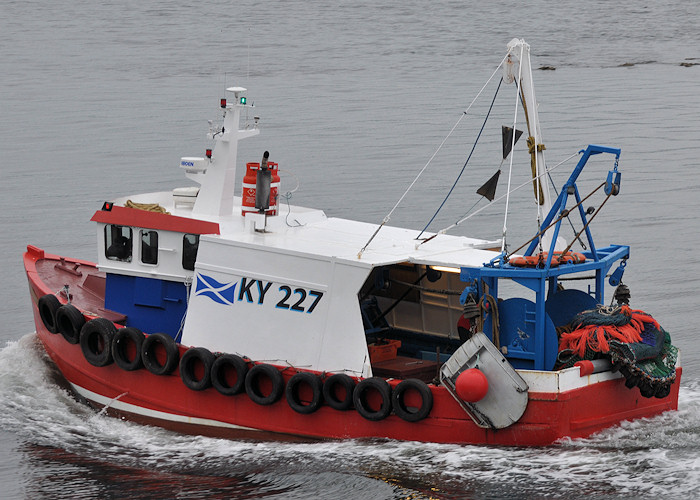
[24,39,680,446]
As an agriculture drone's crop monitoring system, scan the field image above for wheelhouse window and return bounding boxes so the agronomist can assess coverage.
[182,234,199,271]
[105,225,133,262]
[140,230,158,265]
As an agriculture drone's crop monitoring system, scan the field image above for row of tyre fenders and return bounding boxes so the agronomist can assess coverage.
[37,294,434,423]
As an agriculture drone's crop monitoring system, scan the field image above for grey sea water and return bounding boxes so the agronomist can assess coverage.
[2,1,700,498]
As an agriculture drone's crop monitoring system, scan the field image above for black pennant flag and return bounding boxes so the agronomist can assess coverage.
[502,126,523,159]
[476,170,501,201]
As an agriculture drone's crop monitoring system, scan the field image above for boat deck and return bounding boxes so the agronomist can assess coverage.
[30,249,125,324]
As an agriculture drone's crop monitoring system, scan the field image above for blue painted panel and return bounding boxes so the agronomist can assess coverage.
[545,289,598,328]
[498,297,558,371]
[105,274,187,339]
[134,277,164,308]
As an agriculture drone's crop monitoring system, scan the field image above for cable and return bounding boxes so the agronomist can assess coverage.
[417,77,503,239]
[434,151,581,236]
[356,52,510,259]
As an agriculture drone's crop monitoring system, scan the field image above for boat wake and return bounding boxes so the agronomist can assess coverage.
[2,333,698,499]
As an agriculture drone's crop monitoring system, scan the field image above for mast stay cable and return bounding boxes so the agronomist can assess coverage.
[416,77,503,240]
[357,53,509,259]
[434,151,580,236]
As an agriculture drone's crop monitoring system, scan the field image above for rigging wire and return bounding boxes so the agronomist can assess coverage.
[506,75,581,252]
[433,150,581,236]
[356,52,510,259]
[429,149,507,236]
[559,191,614,256]
[505,181,605,259]
[502,43,525,254]
[512,77,561,226]
[416,77,504,240]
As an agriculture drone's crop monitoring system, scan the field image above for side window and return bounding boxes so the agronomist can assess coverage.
[140,230,158,265]
[182,234,199,271]
[105,225,133,262]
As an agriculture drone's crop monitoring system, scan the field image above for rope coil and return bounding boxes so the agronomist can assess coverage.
[125,200,170,214]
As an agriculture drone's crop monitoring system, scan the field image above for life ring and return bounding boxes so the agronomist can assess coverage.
[509,252,559,268]
[245,364,284,405]
[554,251,586,264]
[353,377,392,421]
[211,354,248,396]
[511,251,586,268]
[56,304,86,344]
[79,318,116,367]
[38,294,61,333]
[509,254,540,267]
[323,373,356,411]
[141,333,180,376]
[179,347,215,391]
[391,378,433,422]
[112,327,145,371]
[286,372,323,414]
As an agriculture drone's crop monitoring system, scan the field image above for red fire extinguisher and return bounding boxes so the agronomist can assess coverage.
[241,158,280,216]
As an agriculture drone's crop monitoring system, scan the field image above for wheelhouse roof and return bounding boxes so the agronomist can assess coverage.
[100,191,501,270]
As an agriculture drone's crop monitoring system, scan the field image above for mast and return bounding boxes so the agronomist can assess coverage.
[504,39,558,251]
[190,87,260,217]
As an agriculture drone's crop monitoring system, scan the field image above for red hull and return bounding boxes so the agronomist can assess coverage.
[25,249,681,446]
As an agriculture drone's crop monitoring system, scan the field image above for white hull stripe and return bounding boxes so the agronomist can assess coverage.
[519,365,623,393]
[70,383,260,432]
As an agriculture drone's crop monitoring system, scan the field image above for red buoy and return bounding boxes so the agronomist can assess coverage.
[455,368,489,402]
[574,360,594,376]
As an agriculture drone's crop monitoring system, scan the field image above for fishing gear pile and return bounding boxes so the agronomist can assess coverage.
[556,304,677,398]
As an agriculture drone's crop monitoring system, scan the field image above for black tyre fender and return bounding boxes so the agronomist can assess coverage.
[80,318,117,367]
[56,304,85,344]
[179,347,215,391]
[245,364,284,405]
[353,377,392,421]
[391,378,433,422]
[211,354,248,396]
[141,333,180,376]
[286,372,323,414]
[322,373,356,411]
[38,294,61,333]
[112,327,145,371]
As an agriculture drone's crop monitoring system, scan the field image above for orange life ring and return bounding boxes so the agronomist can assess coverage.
[510,251,586,268]
[509,252,559,268]
[554,251,586,264]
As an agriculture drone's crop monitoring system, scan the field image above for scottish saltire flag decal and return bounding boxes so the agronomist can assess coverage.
[194,273,237,305]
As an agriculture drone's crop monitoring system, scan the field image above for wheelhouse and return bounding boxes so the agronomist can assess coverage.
[91,204,219,339]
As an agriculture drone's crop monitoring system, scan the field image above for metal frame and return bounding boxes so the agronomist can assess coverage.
[459,145,627,370]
